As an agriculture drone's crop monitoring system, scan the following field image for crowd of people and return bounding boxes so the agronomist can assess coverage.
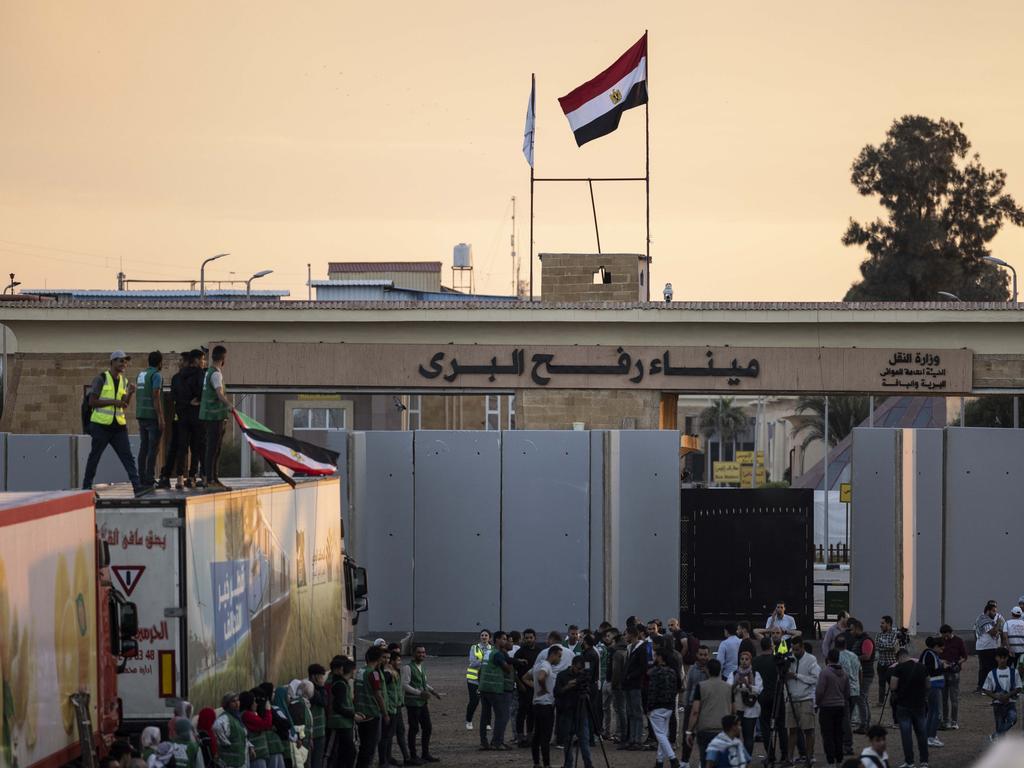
[457,601,1024,768]
[99,642,442,768]
[93,597,1024,768]
[82,345,234,495]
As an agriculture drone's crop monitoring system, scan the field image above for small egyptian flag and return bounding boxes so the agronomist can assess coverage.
[233,410,339,487]
[558,33,648,147]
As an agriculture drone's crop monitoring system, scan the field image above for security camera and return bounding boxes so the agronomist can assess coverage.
[663,282,673,303]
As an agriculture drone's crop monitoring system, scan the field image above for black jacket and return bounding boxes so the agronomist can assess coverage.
[171,367,203,416]
[623,643,647,690]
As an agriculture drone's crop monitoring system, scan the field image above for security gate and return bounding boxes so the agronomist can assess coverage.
[680,488,814,637]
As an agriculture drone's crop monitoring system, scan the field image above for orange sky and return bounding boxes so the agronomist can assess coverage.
[2,1,1023,300]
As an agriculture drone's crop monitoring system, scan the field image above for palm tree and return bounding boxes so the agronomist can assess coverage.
[792,395,872,452]
[698,397,748,461]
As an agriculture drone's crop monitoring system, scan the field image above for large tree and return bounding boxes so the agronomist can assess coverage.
[792,395,872,452]
[842,115,1024,301]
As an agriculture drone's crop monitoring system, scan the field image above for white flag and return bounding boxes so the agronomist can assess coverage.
[523,76,535,167]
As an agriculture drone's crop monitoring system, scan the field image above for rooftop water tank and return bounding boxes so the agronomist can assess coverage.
[453,242,473,268]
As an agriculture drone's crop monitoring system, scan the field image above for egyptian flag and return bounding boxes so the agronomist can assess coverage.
[558,33,647,147]
[233,410,339,487]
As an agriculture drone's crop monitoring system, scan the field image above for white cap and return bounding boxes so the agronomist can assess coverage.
[373,637,387,647]
[110,350,131,361]
[1013,606,1023,617]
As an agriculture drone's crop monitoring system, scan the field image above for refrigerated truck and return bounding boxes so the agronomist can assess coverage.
[0,491,134,768]
[94,476,365,728]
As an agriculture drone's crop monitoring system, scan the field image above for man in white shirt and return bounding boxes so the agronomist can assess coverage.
[525,645,561,768]
[756,601,802,641]
[982,647,1021,739]
[1005,607,1024,663]
[975,600,1006,691]
[785,638,820,765]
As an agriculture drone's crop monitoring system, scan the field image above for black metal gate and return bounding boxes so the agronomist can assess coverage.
[680,488,814,637]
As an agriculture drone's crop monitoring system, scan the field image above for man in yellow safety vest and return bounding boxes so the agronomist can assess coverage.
[82,350,143,494]
[465,629,492,731]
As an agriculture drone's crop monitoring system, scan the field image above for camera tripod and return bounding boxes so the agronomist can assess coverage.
[762,659,809,767]
[566,687,613,768]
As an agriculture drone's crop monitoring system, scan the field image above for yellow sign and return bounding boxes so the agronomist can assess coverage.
[740,465,768,488]
[713,461,741,483]
[840,482,852,503]
[736,450,765,465]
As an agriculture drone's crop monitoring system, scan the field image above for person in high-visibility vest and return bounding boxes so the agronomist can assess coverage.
[82,350,143,494]
[465,629,492,730]
[198,344,235,490]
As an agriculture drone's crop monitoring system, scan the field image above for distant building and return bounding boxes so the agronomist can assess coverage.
[326,261,443,292]
[22,288,289,302]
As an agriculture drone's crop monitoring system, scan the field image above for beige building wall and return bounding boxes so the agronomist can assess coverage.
[325,269,441,292]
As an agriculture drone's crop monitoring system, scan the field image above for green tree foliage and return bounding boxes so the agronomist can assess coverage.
[842,116,1024,301]
[792,395,871,451]
[698,397,748,444]
[952,395,1017,428]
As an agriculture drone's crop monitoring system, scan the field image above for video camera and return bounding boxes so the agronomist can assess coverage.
[773,637,796,670]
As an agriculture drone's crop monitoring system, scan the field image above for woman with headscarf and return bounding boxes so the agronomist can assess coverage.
[168,701,195,742]
[240,690,274,768]
[287,680,313,768]
[196,707,218,767]
[140,726,162,763]
[267,684,295,768]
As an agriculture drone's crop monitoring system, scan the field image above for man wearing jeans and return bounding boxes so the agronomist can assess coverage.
[940,624,967,729]
[889,648,929,767]
[645,647,679,768]
[555,657,594,768]
[134,350,164,488]
[82,350,142,494]
[478,631,513,750]
[620,626,647,750]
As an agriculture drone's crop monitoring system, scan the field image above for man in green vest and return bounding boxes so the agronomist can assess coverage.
[82,350,143,494]
[355,646,387,768]
[325,656,356,768]
[198,344,234,490]
[213,692,247,768]
[135,350,165,489]
[478,630,514,750]
[307,663,328,768]
[403,644,441,764]
[171,716,205,768]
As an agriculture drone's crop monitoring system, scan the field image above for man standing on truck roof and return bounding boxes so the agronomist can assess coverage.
[199,344,234,490]
[82,350,143,495]
[134,350,165,490]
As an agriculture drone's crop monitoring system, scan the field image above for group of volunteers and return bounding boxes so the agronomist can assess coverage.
[102,642,441,768]
[81,345,234,495]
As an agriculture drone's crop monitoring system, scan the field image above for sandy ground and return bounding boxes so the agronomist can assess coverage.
[393,654,1005,767]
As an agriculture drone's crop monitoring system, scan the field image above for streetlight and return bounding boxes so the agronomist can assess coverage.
[937,291,961,302]
[3,273,20,295]
[982,256,1018,303]
[200,253,229,297]
[245,269,273,297]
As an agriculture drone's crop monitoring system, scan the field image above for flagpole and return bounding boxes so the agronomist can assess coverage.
[644,29,651,301]
[529,72,536,302]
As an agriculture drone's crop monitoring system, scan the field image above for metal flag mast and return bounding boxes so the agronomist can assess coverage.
[528,31,651,301]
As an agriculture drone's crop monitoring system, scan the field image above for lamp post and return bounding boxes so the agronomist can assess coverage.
[245,269,273,297]
[937,291,961,302]
[3,274,20,295]
[983,256,1018,303]
[200,253,229,297]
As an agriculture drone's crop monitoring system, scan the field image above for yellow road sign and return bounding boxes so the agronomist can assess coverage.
[840,482,852,503]
[740,465,768,488]
[713,461,741,483]
[736,450,764,465]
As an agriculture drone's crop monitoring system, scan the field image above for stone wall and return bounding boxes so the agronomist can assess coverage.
[1,352,130,435]
[539,253,648,302]
[515,388,661,430]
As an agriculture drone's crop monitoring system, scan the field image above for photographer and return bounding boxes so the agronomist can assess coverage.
[784,639,819,766]
[555,656,594,768]
[939,624,967,729]
[874,615,907,709]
